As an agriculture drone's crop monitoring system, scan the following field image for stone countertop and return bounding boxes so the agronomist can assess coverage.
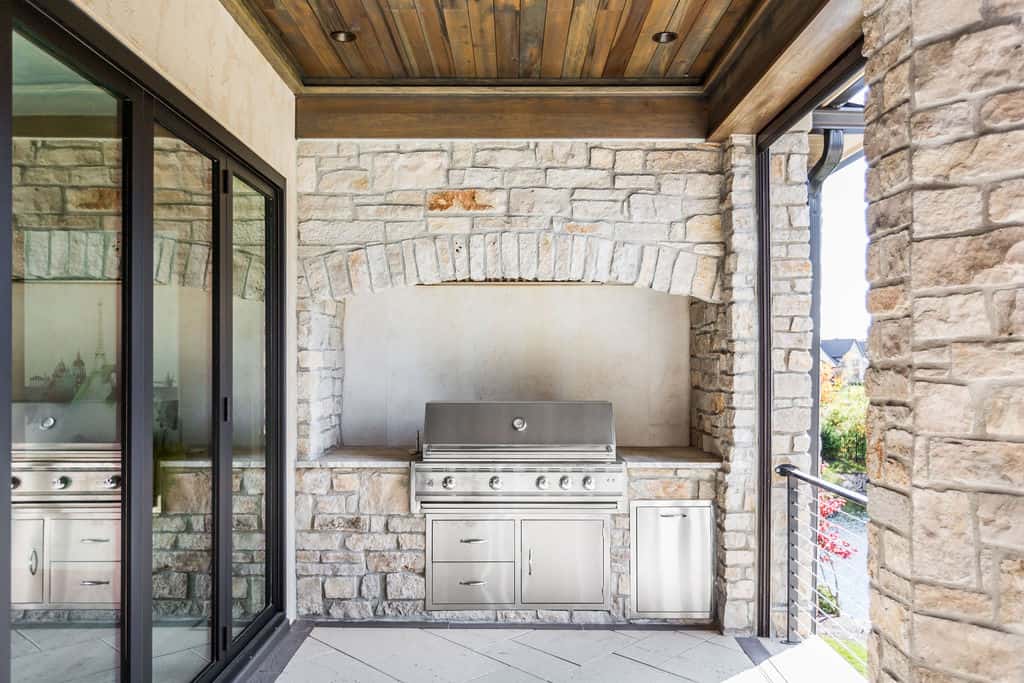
[299,447,418,468]
[618,446,722,469]
[300,445,722,470]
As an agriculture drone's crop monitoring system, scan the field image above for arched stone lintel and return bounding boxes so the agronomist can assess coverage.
[302,231,723,304]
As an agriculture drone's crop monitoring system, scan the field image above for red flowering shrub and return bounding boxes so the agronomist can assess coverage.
[818,493,855,560]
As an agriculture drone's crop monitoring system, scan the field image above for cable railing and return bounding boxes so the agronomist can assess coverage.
[776,463,869,676]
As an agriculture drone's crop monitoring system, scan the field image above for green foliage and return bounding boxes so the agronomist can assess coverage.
[818,583,840,617]
[820,384,867,473]
[823,636,868,677]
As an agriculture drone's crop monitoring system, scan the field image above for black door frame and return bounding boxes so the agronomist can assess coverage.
[1,2,288,681]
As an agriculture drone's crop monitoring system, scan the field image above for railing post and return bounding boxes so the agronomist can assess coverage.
[786,467,799,643]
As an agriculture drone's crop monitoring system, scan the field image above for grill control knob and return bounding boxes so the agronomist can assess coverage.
[52,476,71,490]
[582,475,595,491]
[489,476,502,490]
[536,476,549,490]
[559,476,571,490]
[11,476,20,490]
[40,416,56,431]
[101,475,122,490]
[441,476,455,490]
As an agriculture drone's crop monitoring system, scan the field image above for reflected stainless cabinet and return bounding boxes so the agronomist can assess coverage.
[11,519,43,604]
[631,501,714,618]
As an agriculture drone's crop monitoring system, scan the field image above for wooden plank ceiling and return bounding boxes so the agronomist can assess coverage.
[253,0,757,84]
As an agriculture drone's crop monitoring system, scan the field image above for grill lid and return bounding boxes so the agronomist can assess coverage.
[422,401,616,461]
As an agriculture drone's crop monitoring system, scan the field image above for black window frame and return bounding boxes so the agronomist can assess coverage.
[1,2,288,681]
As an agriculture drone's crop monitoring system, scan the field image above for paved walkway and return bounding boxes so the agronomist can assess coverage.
[266,626,863,682]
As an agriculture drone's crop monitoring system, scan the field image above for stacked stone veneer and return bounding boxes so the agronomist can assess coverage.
[766,125,815,638]
[689,136,761,633]
[295,138,762,632]
[294,462,718,622]
[295,140,729,461]
[12,135,265,300]
[862,2,1024,681]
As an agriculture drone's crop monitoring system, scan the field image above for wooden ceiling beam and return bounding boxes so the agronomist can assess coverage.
[296,90,707,138]
[705,0,862,140]
[219,0,305,93]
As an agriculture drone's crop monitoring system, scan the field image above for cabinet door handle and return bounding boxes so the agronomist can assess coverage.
[80,580,111,586]
[80,538,111,544]
[459,580,487,587]
[528,548,533,576]
[659,513,688,518]
[28,550,38,576]
[459,538,488,544]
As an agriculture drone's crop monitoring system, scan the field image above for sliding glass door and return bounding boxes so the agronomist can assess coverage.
[3,2,286,681]
[9,27,125,683]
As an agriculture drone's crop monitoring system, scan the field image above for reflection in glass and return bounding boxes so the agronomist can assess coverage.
[231,177,268,635]
[10,30,122,682]
[151,124,215,681]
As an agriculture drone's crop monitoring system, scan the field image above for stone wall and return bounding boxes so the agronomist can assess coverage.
[863,2,1024,681]
[691,136,760,633]
[294,140,729,461]
[294,463,718,622]
[767,125,815,637]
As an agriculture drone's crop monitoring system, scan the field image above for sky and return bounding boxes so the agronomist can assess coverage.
[819,156,870,341]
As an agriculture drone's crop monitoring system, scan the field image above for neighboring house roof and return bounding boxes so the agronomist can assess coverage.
[821,338,868,365]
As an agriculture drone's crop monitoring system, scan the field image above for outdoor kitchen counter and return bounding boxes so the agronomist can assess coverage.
[305,446,722,469]
[618,446,722,469]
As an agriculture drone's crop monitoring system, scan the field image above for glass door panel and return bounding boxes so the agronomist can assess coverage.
[230,176,268,636]
[151,124,214,682]
[10,29,122,682]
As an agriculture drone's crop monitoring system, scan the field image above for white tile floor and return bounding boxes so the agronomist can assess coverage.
[276,627,864,683]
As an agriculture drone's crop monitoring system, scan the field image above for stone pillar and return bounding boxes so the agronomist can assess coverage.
[713,135,760,633]
[767,123,815,637]
[863,1,1024,680]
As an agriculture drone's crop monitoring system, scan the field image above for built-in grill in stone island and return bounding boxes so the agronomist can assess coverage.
[412,401,713,618]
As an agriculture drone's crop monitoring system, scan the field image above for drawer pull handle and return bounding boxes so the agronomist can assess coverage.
[659,513,688,518]
[29,550,38,576]
[459,538,488,544]
[80,580,111,586]
[528,548,533,576]
[459,580,487,587]
[80,538,111,544]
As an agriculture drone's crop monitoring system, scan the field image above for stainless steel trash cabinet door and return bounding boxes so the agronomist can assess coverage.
[633,503,713,616]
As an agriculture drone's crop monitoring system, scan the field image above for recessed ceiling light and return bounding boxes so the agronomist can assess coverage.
[652,31,678,44]
[331,30,357,43]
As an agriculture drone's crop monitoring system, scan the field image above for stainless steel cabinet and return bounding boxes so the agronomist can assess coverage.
[631,501,714,618]
[426,514,610,610]
[521,519,605,605]
[12,518,44,604]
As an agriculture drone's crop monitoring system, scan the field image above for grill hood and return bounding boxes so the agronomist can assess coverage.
[422,401,616,462]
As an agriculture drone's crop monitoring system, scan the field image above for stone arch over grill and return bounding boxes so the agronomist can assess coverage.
[301,231,723,304]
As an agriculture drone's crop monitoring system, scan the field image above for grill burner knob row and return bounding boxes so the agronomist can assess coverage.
[441,476,455,490]
[536,476,549,490]
[559,475,571,490]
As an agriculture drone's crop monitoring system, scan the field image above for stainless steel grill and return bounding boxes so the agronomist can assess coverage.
[412,401,626,512]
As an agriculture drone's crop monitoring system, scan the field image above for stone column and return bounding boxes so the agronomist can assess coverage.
[767,124,815,637]
[713,135,760,633]
[863,1,1024,680]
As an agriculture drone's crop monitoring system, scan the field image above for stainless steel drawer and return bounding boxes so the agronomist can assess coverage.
[50,518,120,562]
[432,520,514,562]
[431,562,514,605]
[50,562,120,604]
